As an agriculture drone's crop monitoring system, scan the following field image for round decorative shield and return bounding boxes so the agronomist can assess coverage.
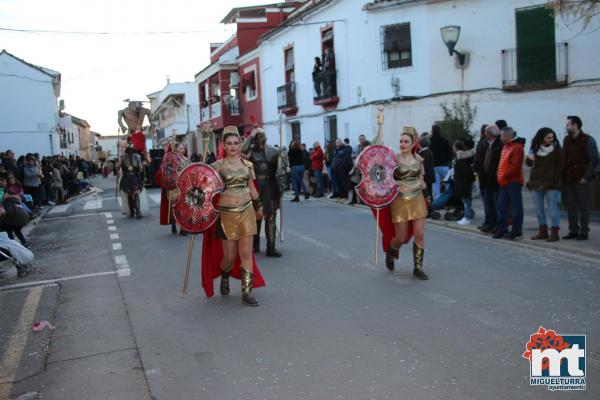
[173,163,224,234]
[355,145,400,208]
[159,152,184,190]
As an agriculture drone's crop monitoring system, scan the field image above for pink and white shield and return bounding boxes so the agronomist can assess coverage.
[355,145,400,209]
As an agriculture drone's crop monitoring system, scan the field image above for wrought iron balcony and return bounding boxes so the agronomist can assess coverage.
[313,70,339,108]
[228,97,240,116]
[502,42,568,90]
[277,82,297,115]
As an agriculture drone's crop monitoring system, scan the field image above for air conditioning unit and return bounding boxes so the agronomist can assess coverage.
[229,72,240,88]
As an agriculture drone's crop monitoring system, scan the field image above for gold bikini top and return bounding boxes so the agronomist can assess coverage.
[394,155,423,198]
[213,159,255,197]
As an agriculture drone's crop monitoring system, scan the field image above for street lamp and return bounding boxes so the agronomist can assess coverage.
[440,25,467,67]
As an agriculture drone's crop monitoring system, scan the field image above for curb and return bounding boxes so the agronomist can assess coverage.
[297,193,600,261]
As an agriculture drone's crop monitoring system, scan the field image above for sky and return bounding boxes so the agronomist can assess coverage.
[0,0,262,135]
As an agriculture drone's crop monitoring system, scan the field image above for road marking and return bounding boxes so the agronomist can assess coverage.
[47,204,70,215]
[108,226,117,231]
[43,212,100,221]
[423,292,457,304]
[286,229,330,251]
[149,193,161,204]
[118,267,131,277]
[110,233,120,240]
[115,255,128,265]
[0,271,118,291]
[0,286,43,399]
[104,212,112,218]
[106,219,115,225]
[83,199,103,210]
[116,197,122,206]
[112,243,122,250]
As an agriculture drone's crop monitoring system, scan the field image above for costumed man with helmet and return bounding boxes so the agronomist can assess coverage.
[156,142,189,235]
[120,145,144,219]
[241,127,288,257]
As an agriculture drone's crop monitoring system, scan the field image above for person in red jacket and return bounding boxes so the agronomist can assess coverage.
[494,127,525,240]
[311,141,324,197]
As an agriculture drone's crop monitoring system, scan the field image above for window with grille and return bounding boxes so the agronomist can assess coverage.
[381,23,412,69]
[285,47,295,83]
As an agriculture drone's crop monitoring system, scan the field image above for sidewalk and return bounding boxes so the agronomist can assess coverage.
[429,190,600,260]
[310,191,600,260]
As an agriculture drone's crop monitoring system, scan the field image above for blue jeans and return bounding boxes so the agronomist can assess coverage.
[497,183,524,234]
[531,190,560,228]
[481,187,499,228]
[313,170,323,196]
[462,198,474,220]
[433,166,449,199]
[291,165,305,197]
[327,165,337,194]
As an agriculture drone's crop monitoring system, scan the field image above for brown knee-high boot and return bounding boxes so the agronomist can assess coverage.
[241,267,259,306]
[412,243,429,280]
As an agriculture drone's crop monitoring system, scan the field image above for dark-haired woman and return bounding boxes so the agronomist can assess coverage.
[526,128,563,242]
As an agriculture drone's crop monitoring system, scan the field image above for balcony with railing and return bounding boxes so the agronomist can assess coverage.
[210,102,221,118]
[501,42,568,90]
[313,70,339,108]
[277,82,298,116]
[228,96,240,116]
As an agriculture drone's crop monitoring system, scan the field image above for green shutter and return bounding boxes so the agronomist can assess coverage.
[516,6,556,85]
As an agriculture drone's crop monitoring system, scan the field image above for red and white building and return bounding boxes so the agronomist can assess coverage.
[194,2,303,145]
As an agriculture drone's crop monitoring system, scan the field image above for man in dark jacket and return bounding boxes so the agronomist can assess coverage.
[332,139,352,199]
[473,124,503,233]
[418,136,435,201]
[561,116,598,241]
[430,125,452,199]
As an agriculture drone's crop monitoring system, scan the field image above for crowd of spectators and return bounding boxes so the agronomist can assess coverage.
[0,150,97,247]
[287,115,598,242]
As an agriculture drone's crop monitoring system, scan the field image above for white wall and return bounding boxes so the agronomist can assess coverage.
[0,53,60,156]
[259,0,600,148]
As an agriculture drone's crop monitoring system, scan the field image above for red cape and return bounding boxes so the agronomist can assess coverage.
[201,224,266,298]
[372,206,413,257]
[154,169,171,225]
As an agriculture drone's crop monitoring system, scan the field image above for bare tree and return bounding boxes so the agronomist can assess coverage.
[548,0,600,29]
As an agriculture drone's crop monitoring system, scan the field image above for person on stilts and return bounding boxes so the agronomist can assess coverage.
[120,146,144,219]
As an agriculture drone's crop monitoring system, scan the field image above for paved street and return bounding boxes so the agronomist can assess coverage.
[1,175,598,400]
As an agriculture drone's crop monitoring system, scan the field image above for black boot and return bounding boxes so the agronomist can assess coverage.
[253,219,262,253]
[171,221,177,234]
[127,196,135,218]
[385,246,399,271]
[265,214,281,257]
[241,268,259,306]
[220,269,230,296]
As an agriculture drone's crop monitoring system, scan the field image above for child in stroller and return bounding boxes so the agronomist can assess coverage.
[430,168,472,221]
[0,232,34,278]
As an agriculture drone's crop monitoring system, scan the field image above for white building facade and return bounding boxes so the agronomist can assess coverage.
[0,50,61,156]
[259,0,600,148]
[147,82,200,151]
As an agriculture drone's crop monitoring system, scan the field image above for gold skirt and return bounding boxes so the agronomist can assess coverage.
[390,193,427,223]
[218,202,257,241]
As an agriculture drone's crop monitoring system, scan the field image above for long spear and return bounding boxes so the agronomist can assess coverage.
[278,112,284,243]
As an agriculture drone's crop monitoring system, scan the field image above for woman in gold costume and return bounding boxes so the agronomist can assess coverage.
[387,127,429,280]
[211,127,264,306]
